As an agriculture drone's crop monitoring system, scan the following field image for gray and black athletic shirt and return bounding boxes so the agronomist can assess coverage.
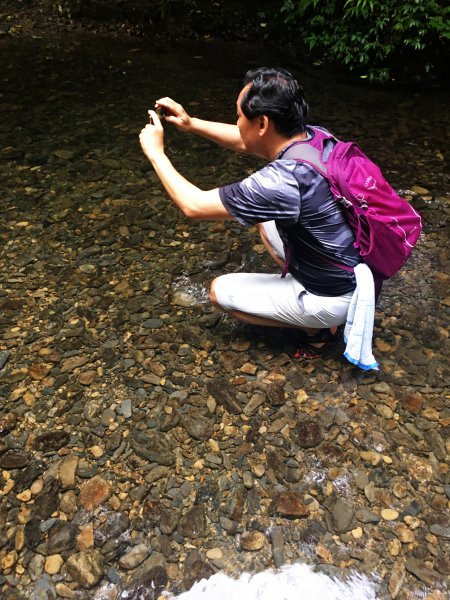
[218,127,361,297]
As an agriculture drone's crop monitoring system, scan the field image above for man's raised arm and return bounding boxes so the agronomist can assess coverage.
[139,110,233,221]
[155,97,246,153]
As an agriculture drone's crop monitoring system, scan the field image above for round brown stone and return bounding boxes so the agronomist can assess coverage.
[241,530,266,551]
[400,391,423,415]
[28,363,52,381]
[79,476,111,510]
[269,492,310,518]
[294,419,323,448]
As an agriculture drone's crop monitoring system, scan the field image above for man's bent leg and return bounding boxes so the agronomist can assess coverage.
[211,277,309,328]
[210,272,350,329]
[211,222,307,328]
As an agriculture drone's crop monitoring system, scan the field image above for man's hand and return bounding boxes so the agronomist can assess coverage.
[155,97,192,132]
[139,110,164,162]
[153,96,245,153]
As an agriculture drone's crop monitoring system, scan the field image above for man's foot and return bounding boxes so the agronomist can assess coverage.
[294,326,343,360]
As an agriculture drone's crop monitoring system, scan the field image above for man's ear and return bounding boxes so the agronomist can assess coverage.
[258,115,269,136]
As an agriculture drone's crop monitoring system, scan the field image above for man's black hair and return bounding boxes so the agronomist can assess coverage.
[241,67,309,137]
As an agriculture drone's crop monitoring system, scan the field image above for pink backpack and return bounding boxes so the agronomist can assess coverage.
[283,127,422,280]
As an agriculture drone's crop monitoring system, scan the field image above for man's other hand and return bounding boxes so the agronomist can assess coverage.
[139,110,164,162]
[155,97,192,132]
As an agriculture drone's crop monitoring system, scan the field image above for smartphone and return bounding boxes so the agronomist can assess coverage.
[155,107,166,120]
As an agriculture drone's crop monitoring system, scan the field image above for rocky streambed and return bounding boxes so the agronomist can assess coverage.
[0,34,449,600]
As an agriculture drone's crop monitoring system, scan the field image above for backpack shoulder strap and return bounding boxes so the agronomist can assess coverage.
[281,126,339,177]
[281,142,328,178]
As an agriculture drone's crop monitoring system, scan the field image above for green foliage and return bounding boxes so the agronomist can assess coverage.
[280,0,450,82]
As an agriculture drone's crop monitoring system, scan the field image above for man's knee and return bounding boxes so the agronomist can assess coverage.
[210,277,222,307]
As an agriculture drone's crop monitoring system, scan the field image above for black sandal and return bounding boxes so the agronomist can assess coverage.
[294,326,343,360]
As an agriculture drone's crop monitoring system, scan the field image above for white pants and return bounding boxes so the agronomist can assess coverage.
[213,221,353,328]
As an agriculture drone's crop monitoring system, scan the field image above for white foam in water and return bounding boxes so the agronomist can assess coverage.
[166,563,378,600]
[173,276,209,304]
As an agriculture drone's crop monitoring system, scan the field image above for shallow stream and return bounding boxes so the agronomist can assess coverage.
[0,34,449,600]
